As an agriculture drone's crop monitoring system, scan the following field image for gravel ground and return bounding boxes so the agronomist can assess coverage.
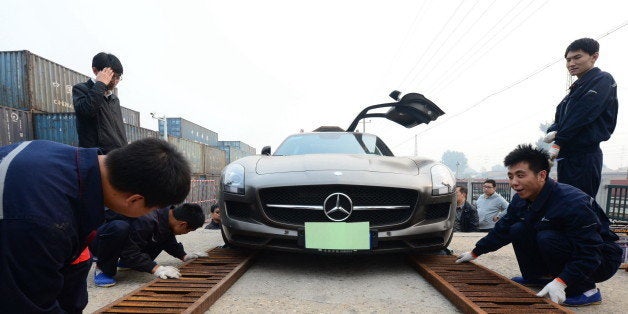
[84,229,627,313]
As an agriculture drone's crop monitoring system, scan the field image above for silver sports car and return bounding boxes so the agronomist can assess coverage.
[219,92,456,253]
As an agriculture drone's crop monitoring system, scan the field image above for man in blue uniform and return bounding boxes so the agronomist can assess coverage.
[91,203,206,287]
[0,138,191,313]
[455,144,622,306]
[545,38,618,198]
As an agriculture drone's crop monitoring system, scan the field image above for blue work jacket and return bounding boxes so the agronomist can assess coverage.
[548,67,618,156]
[472,178,620,286]
[0,140,104,312]
[117,207,186,273]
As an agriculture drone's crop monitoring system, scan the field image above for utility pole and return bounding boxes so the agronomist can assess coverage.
[414,134,418,156]
[361,119,371,133]
[456,161,460,179]
[150,112,168,141]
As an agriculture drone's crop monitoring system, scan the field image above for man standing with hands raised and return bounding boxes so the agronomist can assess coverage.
[73,52,127,154]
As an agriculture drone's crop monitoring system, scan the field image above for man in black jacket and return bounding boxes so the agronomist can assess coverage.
[73,52,127,154]
[90,203,207,287]
[454,186,479,232]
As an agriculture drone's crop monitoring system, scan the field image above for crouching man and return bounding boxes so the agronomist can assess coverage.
[90,203,207,287]
[455,144,622,306]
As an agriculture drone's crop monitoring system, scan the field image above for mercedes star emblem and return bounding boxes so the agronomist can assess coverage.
[323,192,353,222]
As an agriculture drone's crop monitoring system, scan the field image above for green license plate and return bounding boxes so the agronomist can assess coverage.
[304,222,370,250]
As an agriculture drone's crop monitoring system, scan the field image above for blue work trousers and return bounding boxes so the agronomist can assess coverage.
[89,220,131,276]
[509,222,621,296]
[557,150,602,198]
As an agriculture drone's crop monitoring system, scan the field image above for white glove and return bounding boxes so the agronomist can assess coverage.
[536,278,567,304]
[455,251,477,264]
[153,265,181,279]
[183,251,208,262]
[543,131,557,143]
[548,144,560,160]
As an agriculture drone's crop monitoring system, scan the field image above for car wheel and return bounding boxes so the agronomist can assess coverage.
[220,226,245,251]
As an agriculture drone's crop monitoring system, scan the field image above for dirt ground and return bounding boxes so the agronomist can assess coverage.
[84,229,627,313]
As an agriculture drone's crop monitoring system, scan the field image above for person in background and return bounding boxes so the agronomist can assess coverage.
[545,38,618,198]
[456,144,621,306]
[453,186,479,232]
[73,52,127,154]
[205,204,221,230]
[476,179,509,231]
[0,138,191,313]
[90,203,207,287]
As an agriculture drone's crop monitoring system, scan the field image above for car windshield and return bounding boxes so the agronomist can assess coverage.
[274,133,394,156]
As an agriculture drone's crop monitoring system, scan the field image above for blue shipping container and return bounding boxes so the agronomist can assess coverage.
[158,117,218,146]
[33,113,78,146]
[218,140,256,155]
[33,112,155,147]
[0,50,92,112]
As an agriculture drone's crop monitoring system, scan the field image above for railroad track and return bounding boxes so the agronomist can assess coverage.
[96,249,573,313]
[95,247,255,313]
[408,254,573,313]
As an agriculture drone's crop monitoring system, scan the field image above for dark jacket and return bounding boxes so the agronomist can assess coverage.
[547,67,618,156]
[73,80,127,154]
[0,141,104,313]
[472,178,621,287]
[118,207,186,273]
[454,201,479,232]
[205,220,221,230]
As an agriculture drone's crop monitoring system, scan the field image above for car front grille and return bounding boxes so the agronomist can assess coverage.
[424,203,451,220]
[258,185,418,228]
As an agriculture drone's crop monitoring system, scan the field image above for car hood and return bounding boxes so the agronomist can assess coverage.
[256,154,418,175]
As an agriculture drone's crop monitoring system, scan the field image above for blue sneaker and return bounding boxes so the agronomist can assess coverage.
[117,260,131,271]
[564,289,602,306]
[511,276,552,286]
[94,270,116,287]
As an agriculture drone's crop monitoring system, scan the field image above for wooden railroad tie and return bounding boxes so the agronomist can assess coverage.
[95,247,256,314]
[408,254,574,314]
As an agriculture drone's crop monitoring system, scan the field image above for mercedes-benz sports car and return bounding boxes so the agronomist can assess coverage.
[219,92,456,253]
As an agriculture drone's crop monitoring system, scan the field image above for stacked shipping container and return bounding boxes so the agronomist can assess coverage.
[159,117,218,147]
[0,106,33,146]
[217,140,256,163]
[1,50,256,211]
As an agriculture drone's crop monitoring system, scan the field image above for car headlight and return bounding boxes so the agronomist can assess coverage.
[222,164,245,194]
[430,164,455,196]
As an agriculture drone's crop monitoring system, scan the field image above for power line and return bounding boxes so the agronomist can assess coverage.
[417,18,628,136]
[429,0,548,96]
[382,0,430,83]
[412,0,497,89]
[420,0,526,95]
[397,0,465,89]
[408,0,481,88]
[391,18,628,150]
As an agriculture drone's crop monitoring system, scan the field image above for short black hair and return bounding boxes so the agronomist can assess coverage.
[564,38,599,58]
[483,179,496,187]
[92,52,123,75]
[456,185,468,196]
[503,144,550,174]
[172,203,205,229]
[210,204,220,213]
[105,138,191,208]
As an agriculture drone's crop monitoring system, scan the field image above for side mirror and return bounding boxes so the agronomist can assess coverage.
[261,146,271,156]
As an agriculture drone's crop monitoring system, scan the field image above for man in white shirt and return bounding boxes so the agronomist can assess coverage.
[476,179,509,231]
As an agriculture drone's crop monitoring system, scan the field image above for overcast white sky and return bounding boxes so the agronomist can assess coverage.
[2,0,627,171]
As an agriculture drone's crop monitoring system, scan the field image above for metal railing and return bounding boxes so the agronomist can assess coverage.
[457,181,512,205]
[606,185,628,221]
[184,179,218,216]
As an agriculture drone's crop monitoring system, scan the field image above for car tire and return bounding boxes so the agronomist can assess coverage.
[220,226,246,251]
